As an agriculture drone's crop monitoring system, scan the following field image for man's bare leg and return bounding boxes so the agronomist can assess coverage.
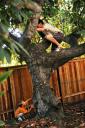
[45,33,63,48]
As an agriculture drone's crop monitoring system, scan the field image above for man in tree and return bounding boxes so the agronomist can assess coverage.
[37,18,64,51]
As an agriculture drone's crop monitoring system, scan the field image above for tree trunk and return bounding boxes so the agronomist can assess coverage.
[27,60,63,118]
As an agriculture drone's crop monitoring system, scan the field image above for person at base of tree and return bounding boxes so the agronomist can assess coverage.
[37,19,64,51]
[15,98,35,122]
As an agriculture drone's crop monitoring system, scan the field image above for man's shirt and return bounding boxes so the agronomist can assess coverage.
[44,23,63,35]
[15,107,28,117]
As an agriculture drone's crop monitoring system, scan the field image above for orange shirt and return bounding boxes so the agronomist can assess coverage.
[15,107,28,117]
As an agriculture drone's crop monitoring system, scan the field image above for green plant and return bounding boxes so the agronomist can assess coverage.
[0,70,12,84]
[0,120,5,128]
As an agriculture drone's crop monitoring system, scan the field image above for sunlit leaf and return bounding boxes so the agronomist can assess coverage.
[0,47,11,62]
[15,41,30,57]
[0,70,12,84]
[10,42,20,53]
[4,48,11,63]
[0,48,5,61]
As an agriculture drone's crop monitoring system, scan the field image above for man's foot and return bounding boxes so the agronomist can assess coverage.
[55,47,62,52]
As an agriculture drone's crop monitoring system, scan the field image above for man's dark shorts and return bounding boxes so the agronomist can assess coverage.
[53,32,64,43]
[52,32,64,51]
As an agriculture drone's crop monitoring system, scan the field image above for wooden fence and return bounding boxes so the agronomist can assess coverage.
[0,58,85,120]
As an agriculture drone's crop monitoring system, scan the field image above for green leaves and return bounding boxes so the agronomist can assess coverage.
[0,46,11,63]
[0,70,12,104]
[0,120,5,127]
[78,30,85,36]
[43,0,58,17]
[0,70,12,84]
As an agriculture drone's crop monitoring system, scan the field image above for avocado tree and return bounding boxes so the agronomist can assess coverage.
[0,0,85,122]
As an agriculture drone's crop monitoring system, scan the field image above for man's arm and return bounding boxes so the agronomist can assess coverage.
[36,27,45,31]
[24,98,32,105]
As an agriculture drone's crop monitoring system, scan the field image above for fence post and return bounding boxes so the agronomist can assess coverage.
[51,70,57,96]
[57,68,63,107]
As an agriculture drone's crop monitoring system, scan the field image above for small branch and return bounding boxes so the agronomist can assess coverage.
[9,32,21,42]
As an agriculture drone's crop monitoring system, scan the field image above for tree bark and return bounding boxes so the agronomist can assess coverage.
[29,64,60,116]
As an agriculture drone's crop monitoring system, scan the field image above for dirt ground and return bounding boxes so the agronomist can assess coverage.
[5,101,85,128]
[63,101,85,128]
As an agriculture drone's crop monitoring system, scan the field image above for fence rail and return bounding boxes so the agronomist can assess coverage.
[0,58,85,120]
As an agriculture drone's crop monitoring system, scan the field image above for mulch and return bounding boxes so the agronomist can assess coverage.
[63,101,85,128]
[4,101,85,128]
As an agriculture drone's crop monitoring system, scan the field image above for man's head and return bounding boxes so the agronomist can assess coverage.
[18,101,26,107]
[37,19,44,28]
[38,19,44,24]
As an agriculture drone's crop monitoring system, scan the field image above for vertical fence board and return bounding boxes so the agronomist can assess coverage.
[13,69,22,105]
[10,73,16,110]
[51,71,60,97]
[79,60,85,99]
[75,61,83,100]
[69,62,78,102]
[20,67,33,100]
[59,66,66,99]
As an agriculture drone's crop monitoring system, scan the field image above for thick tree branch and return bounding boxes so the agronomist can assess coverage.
[33,0,50,6]
[44,43,85,69]
[64,32,81,47]
[16,0,42,13]
[18,42,85,70]
[22,13,41,41]
[16,0,42,44]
